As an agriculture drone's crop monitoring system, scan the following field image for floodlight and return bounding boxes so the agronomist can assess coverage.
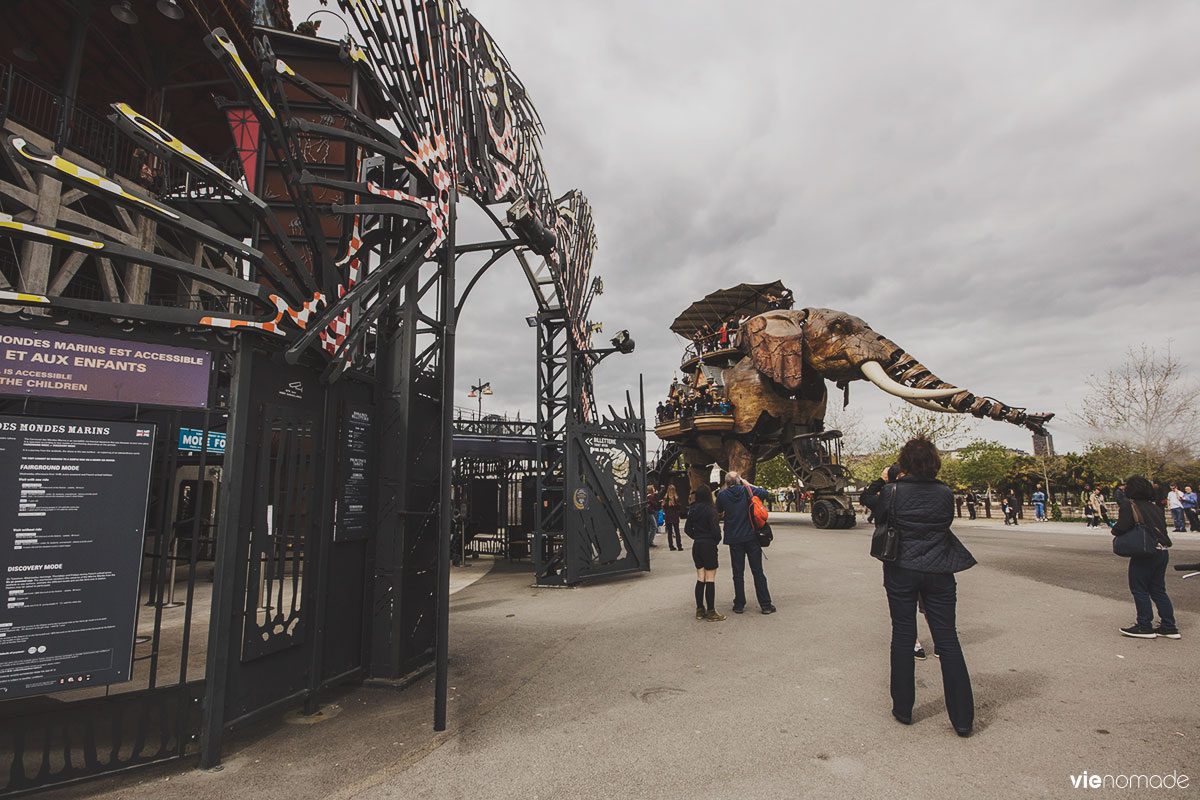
[111,0,138,24]
[157,0,185,20]
[611,330,635,355]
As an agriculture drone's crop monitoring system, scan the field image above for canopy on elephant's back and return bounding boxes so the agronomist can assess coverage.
[669,281,791,337]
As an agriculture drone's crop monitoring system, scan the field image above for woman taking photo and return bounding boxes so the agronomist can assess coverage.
[1112,476,1179,639]
[684,485,725,621]
[862,437,976,737]
[663,484,683,551]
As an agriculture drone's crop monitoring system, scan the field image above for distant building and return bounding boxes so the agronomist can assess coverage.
[1032,433,1055,457]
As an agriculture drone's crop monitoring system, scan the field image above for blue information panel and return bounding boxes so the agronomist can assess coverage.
[178,428,225,454]
[0,416,155,699]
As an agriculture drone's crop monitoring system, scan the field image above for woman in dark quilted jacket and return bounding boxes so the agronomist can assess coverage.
[862,437,977,737]
[1111,475,1177,639]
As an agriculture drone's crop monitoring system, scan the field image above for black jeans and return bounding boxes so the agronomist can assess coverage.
[883,563,973,731]
[728,540,771,609]
[665,521,681,549]
[1128,550,1175,628]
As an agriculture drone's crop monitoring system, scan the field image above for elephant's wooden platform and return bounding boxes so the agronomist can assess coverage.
[653,413,734,439]
[680,346,740,373]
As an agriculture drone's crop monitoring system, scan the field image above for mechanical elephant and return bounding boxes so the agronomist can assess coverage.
[677,307,1052,526]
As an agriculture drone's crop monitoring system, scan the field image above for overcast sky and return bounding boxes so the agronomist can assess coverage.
[292,0,1200,456]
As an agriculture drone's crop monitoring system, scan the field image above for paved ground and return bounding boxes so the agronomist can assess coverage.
[63,515,1200,800]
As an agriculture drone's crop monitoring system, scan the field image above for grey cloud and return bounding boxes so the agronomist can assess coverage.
[291,0,1200,454]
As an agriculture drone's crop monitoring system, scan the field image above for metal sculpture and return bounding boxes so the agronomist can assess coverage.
[657,287,1054,528]
[1,2,598,371]
[0,0,615,773]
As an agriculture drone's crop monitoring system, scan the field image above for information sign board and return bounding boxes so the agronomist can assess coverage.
[334,405,371,542]
[178,428,226,454]
[0,416,155,698]
[0,326,211,408]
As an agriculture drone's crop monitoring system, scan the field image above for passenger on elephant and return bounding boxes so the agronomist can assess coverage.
[860,437,976,737]
[655,401,666,424]
[715,472,776,615]
[686,484,725,621]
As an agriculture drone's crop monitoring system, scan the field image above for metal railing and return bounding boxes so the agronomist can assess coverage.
[681,330,740,365]
[0,62,242,195]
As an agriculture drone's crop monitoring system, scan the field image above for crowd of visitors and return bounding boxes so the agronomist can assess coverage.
[655,432,1189,739]
[655,382,731,424]
[690,318,741,357]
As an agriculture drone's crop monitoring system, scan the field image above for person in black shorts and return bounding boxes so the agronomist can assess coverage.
[685,484,726,621]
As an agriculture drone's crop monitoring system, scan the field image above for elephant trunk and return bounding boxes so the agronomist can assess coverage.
[868,336,1054,435]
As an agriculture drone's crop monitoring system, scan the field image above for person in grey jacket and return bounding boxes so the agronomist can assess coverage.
[862,437,976,737]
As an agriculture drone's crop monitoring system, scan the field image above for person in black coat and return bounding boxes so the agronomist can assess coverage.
[684,485,726,622]
[862,437,977,737]
[1111,475,1178,639]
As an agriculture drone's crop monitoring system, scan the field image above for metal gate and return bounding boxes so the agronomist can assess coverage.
[200,345,374,766]
[0,356,227,796]
[557,397,649,585]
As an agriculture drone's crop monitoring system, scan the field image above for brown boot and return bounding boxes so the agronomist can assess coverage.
[705,609,727,622]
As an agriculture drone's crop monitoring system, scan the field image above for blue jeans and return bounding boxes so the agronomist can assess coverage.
[728,540,771,608]
[1128,550,1175,628]
[1034,502,1045,520]
[1170,507,1186,531]
[883,563,974,731]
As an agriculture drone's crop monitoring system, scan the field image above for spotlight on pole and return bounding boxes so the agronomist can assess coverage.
[111,0,138,24]
[506,197,556,257]
[610,330,635,355]
[525,315,538,328]
[157,0,185,20]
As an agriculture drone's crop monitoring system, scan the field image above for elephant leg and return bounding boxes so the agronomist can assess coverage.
[683,448,712,500]
[725,439,756,482]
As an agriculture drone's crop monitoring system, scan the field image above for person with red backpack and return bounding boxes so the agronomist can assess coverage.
[715,472,776,615]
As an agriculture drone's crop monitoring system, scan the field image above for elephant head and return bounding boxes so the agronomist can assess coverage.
[739,308,1053,434]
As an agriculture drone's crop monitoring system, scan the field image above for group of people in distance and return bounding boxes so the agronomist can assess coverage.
[668,435,1182,739]
[1167,484,1200,532]
[655,378,731,424]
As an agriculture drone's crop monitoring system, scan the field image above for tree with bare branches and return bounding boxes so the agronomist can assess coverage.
[1074,342,1200,475]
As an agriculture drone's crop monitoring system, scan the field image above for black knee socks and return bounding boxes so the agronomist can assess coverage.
[695,581,705,609]
[705,581,715,611]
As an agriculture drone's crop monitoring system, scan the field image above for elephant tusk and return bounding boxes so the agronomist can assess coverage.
[905,398,955,413]
[861,361,961,400]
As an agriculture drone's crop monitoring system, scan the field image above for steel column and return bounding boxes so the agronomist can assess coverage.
[434,191,457,731]
[198,341,254,769]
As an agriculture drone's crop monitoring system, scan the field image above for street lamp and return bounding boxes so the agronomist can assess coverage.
[467,379,493,418]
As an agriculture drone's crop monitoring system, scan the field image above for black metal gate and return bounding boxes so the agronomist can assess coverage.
[555,397,649,585]
[0,342,229,796]
[200,345,375,765]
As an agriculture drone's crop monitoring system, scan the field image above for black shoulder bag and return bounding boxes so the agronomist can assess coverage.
[870,484,901,562]
[1112,502,1161,558]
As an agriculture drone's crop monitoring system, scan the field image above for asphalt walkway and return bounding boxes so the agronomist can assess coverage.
[65,515,1200,799]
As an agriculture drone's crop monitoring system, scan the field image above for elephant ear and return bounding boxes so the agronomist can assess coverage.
[739,309,809,390]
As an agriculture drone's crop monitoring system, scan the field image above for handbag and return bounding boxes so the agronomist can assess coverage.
[756,520,774,548]
[1112,502,1161,558]
[870,483,901,562]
